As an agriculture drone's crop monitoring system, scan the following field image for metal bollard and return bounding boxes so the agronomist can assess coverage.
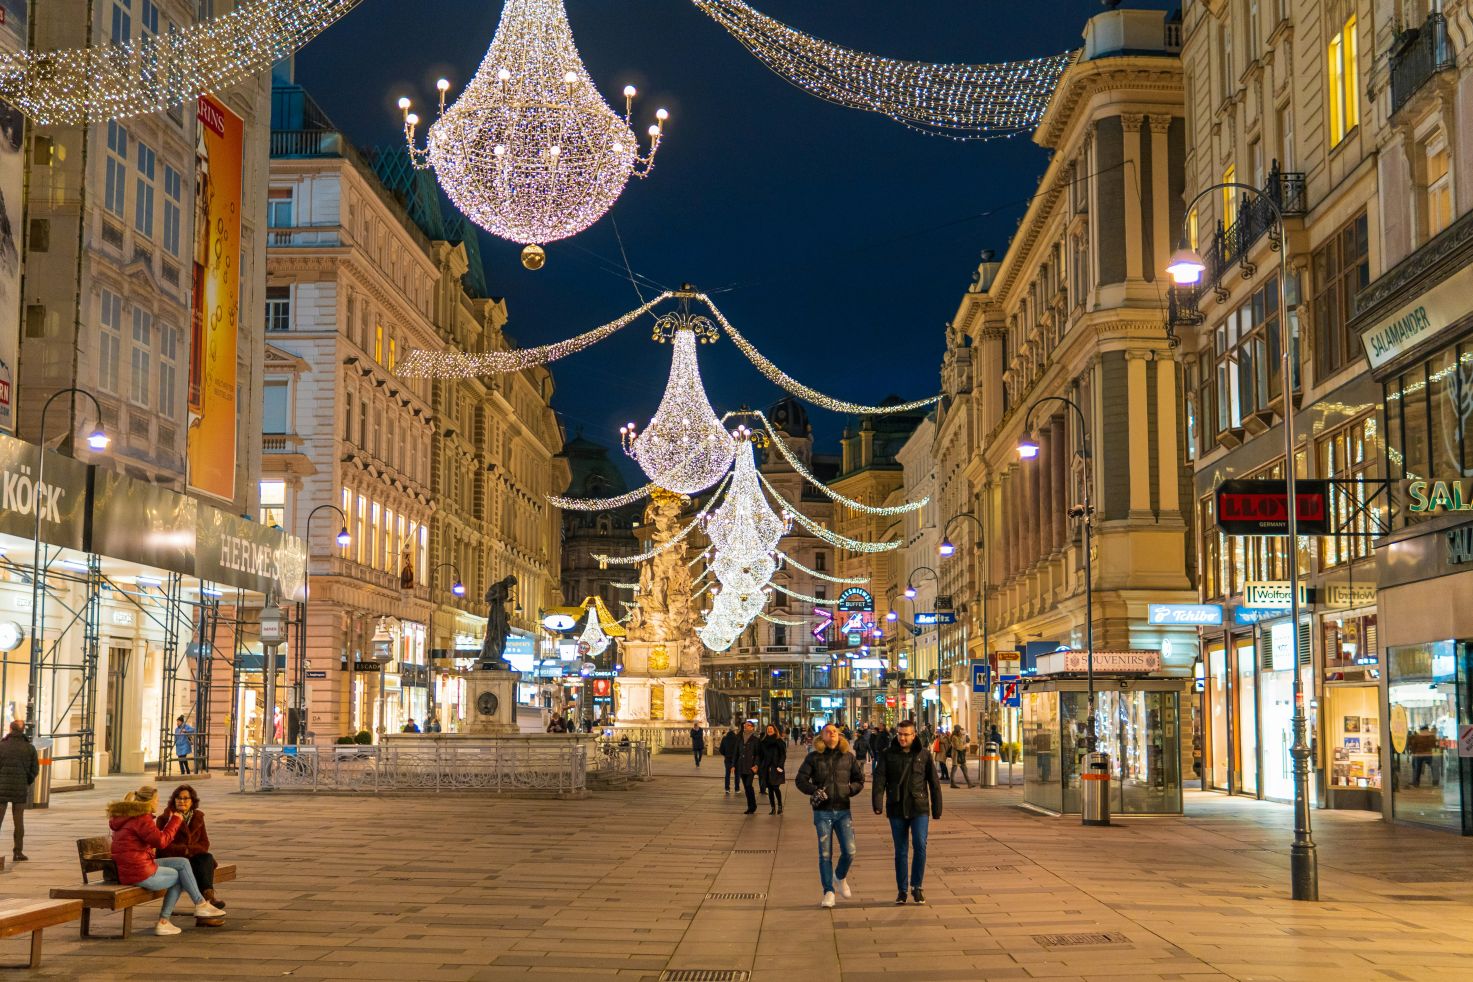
[979,742,1000,788]
[1080,751,1111,826]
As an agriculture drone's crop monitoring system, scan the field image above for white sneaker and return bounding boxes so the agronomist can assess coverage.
[195,902,228,918]
[820,891,835,908]
[837,878,852,899]
[154,920,181,936]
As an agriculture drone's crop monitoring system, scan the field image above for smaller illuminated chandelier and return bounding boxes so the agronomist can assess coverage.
[620,311,735,495]
[400,0,669,269]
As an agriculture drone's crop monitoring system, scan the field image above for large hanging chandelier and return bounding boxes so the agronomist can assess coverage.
[401,0,668,269]
[620,315,735,495]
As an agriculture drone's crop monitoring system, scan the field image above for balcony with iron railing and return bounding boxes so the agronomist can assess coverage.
[1390,13,1456,117]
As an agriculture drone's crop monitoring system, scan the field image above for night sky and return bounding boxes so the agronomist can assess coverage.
[297,0,1175,471]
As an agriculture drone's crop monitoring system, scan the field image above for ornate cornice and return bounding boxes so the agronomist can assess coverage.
[1352,206,1473,329]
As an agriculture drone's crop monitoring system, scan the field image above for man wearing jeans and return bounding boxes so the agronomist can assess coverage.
[795,723,865,908]
[873,719,943,905]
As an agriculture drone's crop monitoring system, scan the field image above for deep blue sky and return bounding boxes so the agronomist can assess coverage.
[297,0,1173,463]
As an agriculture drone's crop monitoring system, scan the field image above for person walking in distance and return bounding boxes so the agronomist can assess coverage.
[795,723,865,908]
[0,721,37,861]
[718,725,739,794]
[173,716,195,775]
[735,721,761,814]
[853,726,871,774]
[759,723,788,814]
[690,722,706,768]
[949,727,974,788]
[933,730,951,782]
[873,719,942,905]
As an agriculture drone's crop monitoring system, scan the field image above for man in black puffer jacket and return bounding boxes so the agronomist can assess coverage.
[872,719,942,906]
[795,723,864,908]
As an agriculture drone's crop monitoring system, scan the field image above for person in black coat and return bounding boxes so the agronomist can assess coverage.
[758,724,788,814]
[873,719,943,905]
[690,724,706,768]
[0,721,38,861]
[718,726,739,793]
[795,724,865,906]
[734,721,761,813]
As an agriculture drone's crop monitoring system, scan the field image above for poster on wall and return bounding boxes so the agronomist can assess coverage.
[186,93,243,502]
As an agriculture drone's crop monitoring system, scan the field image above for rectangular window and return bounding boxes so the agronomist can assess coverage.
[1278,105,1295,171]
[388,337,396,372]
[344,390,354,442]
[134,140,156,238]
[1311,210,1370,380]
[355,494,367,565]
[1221,165,1237,228]
[384,507,395,571]
[418,525,428,588]
[341,488,352,556]
[111,0,132,44]
[130,307,152,407]
[140,0,158,35]
[1426,135,1452,240]
[374,323,383,363]
[266,187,293,229]
[104,122,129,219]
[162,165,182,256]
[1187,207,1199,251]
[265,285,290,331]
[99,290,123,394]
[1328,15,1359,145]
[1318,413,1379,568]
[262,381,289,434]
[371,502,381,571]
[259,480,286,529]
[158,323,177,418]
[1219,20,1234,100]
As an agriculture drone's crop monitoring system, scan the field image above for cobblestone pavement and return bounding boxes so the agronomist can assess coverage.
[0,749,1470,980]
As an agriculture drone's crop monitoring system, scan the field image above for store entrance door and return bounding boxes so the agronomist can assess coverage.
[104,646,131,775]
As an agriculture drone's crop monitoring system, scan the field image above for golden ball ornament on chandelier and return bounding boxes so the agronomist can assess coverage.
[400,0,669,268]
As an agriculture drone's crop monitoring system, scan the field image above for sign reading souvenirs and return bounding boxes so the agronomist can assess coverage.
[836,587,874,612]
[914,611,957,625]
[1216,479,1331,535]
[1147,603,1224,626]
[1035,649,1163,675]
[1244,581,1312,608]
[1360,262,1473,369]
[1408,480,1473,513]
[1449,524,1473,566]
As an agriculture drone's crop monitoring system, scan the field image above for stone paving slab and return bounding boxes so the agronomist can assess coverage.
[0,754,1468,979]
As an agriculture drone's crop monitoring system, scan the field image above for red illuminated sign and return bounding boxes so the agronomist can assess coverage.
[1216,479,1330,535]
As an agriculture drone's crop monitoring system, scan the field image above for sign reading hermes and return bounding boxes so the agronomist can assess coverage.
[1361,263,1473,370]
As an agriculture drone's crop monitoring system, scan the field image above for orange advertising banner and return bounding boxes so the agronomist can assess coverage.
[186,93,242,501]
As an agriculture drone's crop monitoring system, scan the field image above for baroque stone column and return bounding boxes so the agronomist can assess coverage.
[1126,349,1154,518]
[1121,113,1146,282]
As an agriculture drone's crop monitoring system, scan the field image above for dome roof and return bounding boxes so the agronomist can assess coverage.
[766,397,810,439]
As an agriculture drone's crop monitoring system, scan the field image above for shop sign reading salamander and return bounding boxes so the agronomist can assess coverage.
[1448,524,1473,566]
[1216,479,1331,535]
[1408,480,1473,513]
[1360,263,1473,370]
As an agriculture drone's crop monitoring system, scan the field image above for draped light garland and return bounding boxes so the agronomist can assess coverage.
[611,582,639,591]
[759,474,900,553]
[689,0,1072,139]
[703,296,941,414]
[770,581,841,606]
[0,0,362,125]
[776,551,868,585]
[548,485,653,511]
[400,0,669,268]
[759,611,817,627]
[402,293,670,379]
[757,410,927,514]
[592,474,729,566]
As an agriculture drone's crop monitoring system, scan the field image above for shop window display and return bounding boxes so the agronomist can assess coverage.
[1326,685,1380,791]
[1388,641,1468,832]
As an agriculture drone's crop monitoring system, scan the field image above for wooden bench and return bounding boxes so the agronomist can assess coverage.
[0,900,82,969]
[51,837,237,939]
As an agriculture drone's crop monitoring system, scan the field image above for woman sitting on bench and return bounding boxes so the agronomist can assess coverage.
[106,786,227,936]
[157,785,224,910]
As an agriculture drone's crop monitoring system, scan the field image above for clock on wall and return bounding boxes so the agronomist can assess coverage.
[0,622,25,653]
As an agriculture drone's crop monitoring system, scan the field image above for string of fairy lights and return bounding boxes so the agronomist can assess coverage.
[547,485,654,512]
[689,0,1073,139]
[770,581,841,606]
[590,475,729,567]
[756,409,927,515]
[776,551,868,585]
[758,474,899,553]
[0,0,362,125]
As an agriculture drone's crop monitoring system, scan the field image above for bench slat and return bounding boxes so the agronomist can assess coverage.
[51,864,237,910]
[0,900,81,939]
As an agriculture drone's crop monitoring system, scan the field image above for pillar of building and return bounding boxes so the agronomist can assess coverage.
[1122,113,1146,282]
[1155,353,1181,517]
[1148,115,1174,280]
[1126,350,1154,518]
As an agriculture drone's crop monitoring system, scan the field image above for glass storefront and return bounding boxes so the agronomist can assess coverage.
[1207,644,1229,790]
[1326,684,1381,792]
[1388,641,1468,832]
[1235,640,1259,796]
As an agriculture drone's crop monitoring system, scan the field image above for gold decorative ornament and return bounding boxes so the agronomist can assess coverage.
[649,646,671,673]
[520,244,547,270]
[680,682,699,721]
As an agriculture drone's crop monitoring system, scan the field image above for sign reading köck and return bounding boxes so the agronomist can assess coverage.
[1216,479,1331,536]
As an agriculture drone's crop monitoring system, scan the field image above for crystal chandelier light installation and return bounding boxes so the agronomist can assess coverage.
[621,320,735,495]
[576,608,610,659]
[401,0,668,269]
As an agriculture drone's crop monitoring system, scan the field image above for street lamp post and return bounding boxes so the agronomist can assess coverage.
[1016,396,1100,820]
[26,388,110,740]
[939,511,988,735]
[1167,182,1317,901]
[429,562,466,722]
[296,504,349,745]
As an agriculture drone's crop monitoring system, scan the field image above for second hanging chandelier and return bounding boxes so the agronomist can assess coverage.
[401,0,669,269]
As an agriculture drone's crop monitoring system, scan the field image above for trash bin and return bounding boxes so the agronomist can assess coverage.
[31,739,53,809]
[979,742,1000,788]
[1080,751,1110,826]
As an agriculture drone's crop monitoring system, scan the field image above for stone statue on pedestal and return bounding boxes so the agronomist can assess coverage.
[479,574,518,669]
[624,489,695,655]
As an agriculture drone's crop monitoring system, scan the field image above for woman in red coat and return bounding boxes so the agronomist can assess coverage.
[106,785,227,936]
[157,785,224,908]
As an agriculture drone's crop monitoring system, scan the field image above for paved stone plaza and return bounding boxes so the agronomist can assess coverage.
[0,754,1470,980]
